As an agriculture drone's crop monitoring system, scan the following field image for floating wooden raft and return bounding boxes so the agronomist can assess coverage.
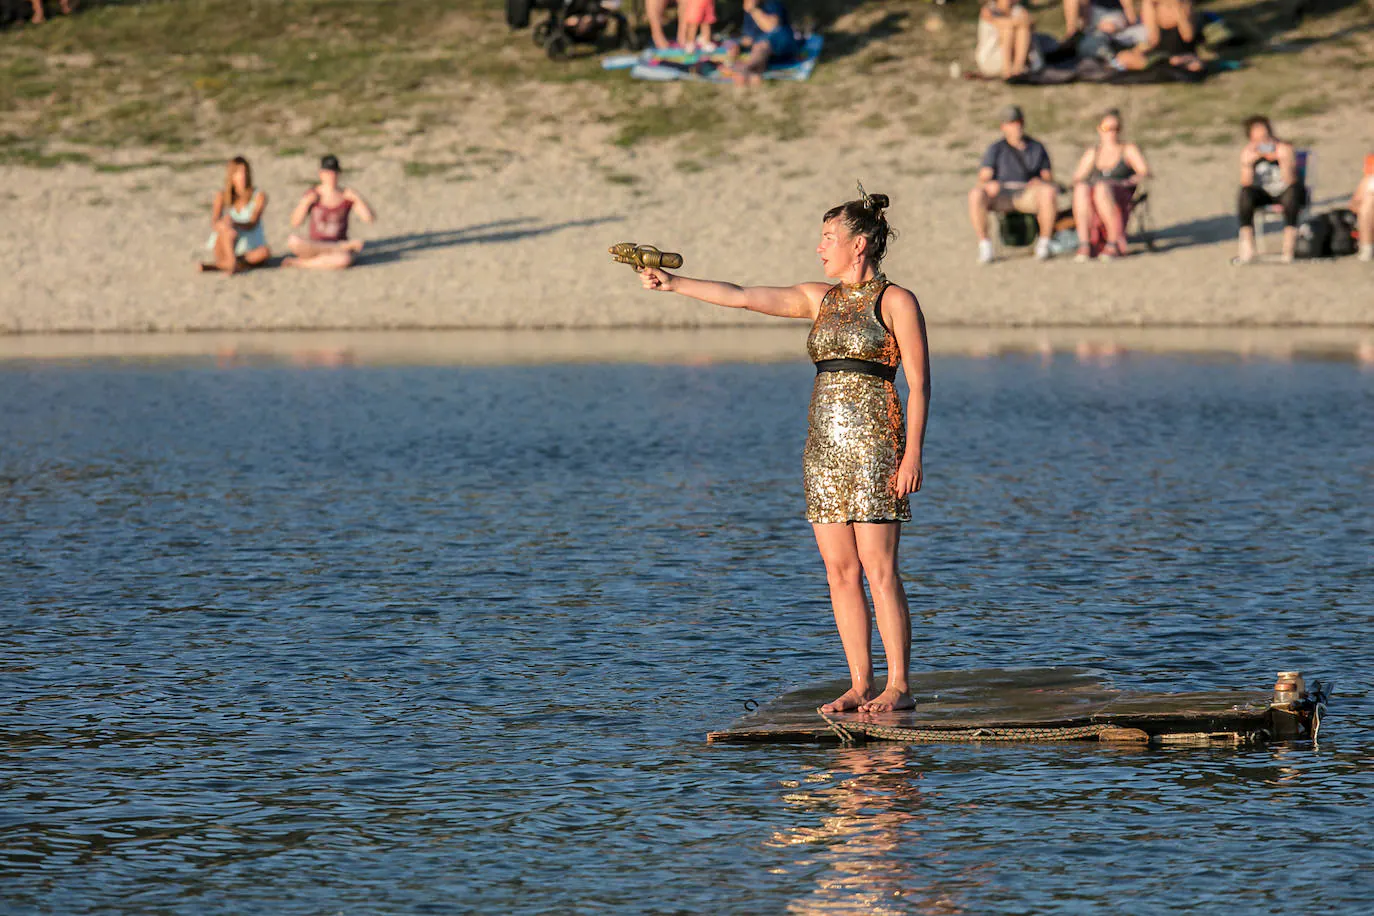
[707,667,1327,747]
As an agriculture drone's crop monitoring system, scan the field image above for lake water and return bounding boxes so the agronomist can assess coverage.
[3,348,1372,914]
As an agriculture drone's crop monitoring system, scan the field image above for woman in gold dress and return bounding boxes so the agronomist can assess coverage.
[637,190,931,713]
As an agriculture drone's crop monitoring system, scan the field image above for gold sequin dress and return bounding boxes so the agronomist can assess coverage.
[803,273,911,525]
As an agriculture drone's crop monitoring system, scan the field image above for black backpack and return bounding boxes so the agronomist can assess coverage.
[1328,209,1358,257]
[1295,214,1332,259]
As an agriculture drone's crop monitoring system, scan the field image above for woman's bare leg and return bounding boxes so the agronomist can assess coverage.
[814,523,876,713]
[646,0,670,48]
[29,1,44,23]
[241,246,271,268]
[1093,182,1125,249]
[1072,183,1093,257]
[854,522,913,712]
[212,225,239,274]
[287,249,355,270]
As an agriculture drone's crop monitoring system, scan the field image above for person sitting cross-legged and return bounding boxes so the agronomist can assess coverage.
[284,155,376,271]
[968,105,1058,264]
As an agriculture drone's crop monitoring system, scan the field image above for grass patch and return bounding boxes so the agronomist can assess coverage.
[403,160,455,178]
[0,0,1369,167]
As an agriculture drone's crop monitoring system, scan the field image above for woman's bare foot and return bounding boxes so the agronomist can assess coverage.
[859,687,914,713]
[821,686,876,713]
[282,256,299,267]
[343,239,365,252]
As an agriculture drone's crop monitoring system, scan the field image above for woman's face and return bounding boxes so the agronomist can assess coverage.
[1098,116,1121,139]
[230,162,248,190]
[1248,122,1272,144]
[817,218,860,278]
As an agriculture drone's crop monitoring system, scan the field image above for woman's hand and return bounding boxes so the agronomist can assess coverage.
[895,455,923,497]
[639,267,675,292]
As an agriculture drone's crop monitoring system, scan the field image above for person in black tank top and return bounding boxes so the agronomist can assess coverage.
[1070,109,1151,261]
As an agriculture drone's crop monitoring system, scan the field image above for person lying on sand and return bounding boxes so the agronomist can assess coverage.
[198,156,270,275]
[284,155,375,271]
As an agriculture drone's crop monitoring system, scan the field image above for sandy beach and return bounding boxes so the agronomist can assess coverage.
[3,109,1371,333]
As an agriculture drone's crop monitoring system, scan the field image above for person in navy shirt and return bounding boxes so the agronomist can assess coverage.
[968,105,1058,264]
[729,0,799,86]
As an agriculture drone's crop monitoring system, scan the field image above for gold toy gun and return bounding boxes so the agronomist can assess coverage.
[609,242,684,271]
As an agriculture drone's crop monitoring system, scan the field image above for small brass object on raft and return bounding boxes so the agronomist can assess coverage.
[609,242,683,271]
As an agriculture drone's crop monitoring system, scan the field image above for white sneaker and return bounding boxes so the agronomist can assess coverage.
[1035,237,1052,261]
[1360,245,1373,263]
[977,239,995,264]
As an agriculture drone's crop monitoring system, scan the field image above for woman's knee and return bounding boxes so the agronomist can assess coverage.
[861,562,900,596]
[824,559,863,589]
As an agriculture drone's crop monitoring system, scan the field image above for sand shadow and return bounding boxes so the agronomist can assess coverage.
[354,215,624,267]
[1147,193,1351,252]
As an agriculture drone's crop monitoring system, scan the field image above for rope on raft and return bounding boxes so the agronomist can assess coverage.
[817,708,1114,744]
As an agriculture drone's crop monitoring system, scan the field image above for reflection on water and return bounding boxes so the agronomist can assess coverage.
[2,353,1372,913]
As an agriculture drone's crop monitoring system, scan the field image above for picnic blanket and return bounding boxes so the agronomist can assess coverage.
[602,34,824,82]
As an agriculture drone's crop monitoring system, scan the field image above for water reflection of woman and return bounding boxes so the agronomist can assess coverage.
[637,189,931,713]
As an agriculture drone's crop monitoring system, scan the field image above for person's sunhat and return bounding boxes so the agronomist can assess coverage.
[320,154,342,173]
[999,105,1025,124]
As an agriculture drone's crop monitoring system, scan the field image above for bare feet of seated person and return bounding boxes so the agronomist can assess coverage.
[859,686,915,713]
[821,685,877,713]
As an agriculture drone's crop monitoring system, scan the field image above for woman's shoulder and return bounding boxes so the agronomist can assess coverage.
[881,282,920,310]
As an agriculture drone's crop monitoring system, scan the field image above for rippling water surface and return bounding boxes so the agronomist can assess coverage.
[3,352,1372,914]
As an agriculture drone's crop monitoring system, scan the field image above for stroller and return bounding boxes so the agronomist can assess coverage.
[506,0,640,60]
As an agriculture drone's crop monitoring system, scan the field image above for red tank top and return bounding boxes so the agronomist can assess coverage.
[308,197,353,242]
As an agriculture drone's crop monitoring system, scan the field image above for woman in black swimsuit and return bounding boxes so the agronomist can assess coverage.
[1070,109,1151,261]
[1116,0,1202,72]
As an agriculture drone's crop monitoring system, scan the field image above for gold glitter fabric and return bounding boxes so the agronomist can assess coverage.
[803,273,911,525]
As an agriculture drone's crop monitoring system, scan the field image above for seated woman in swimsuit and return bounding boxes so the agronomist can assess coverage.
[198,156,270,275]
[1070,108,1150,262]
[285,155,376,271]
[1116,0,1203,72]
[727,0,799,87]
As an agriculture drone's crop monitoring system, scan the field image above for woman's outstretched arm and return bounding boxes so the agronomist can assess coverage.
[882,286,930,496]
[638,267,825,319]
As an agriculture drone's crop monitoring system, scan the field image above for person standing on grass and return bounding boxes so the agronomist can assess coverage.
[28,0,73,24]
[968,106,1058,264]
[198,156,270,275]
[1234,116,1303,265]
[631,188,931,715]
[284,155,376,271]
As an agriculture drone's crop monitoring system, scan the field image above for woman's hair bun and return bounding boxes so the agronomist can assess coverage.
[867,193,890,212]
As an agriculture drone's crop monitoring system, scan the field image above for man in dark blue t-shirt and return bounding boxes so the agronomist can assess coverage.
[968,105,1058,263]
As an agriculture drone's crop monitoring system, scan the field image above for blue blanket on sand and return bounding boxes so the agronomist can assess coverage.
[601,34,824,82]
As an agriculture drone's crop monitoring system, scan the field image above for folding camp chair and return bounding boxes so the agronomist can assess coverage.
[1085,182,1155,255]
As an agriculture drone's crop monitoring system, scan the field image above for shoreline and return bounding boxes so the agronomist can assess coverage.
[3,326,1372,366]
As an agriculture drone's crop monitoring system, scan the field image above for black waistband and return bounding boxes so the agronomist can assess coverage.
[814,358,897,382]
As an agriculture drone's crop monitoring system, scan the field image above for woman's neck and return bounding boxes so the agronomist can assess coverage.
[840,262,877,286]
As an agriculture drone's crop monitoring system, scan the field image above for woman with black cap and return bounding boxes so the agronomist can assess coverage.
[285,154,376,270]
[634,187,931,714]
